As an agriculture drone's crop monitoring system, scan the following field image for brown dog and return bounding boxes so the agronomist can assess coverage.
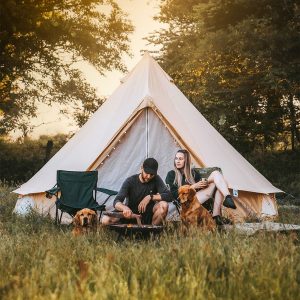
[72,208,98,236]
[178,185,216,231]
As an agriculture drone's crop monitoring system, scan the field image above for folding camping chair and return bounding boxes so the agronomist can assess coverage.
[45,170,118,224]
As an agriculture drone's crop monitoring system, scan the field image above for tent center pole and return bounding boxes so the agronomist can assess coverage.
[146,107,149,158]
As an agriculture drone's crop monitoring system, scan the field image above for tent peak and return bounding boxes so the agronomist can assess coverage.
[141,50,151,57]
[120,51,172,85]
[140,51,160,65]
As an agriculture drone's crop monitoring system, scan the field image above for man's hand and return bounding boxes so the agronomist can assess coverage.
[138,195,151,213]
[122,207,133,218]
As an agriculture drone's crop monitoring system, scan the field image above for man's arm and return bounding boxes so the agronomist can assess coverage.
[138,175,173,214]
[115,202,133,218]
[155,175,173,202]
[113,178,132,218]
[139,176,170,204]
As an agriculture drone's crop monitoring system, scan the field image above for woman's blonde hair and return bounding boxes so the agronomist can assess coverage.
[174,149,195,187]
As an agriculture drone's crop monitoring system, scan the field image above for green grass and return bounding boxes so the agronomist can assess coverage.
[1,184,300,300]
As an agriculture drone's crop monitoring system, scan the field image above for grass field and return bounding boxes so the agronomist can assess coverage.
[1,184,300,300]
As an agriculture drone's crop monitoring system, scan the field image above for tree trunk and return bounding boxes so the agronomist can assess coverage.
[287,95,299,151]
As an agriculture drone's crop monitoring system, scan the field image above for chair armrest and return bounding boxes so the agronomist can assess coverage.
[45,186,60,199]
[95,187,118,206]
[96,187,118,196]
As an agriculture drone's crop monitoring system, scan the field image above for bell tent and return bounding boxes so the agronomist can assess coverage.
[13,52,282,222]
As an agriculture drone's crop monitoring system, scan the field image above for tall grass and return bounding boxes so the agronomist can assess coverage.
[0,184,300,299]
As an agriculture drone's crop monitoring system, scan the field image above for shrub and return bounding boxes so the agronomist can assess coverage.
[0,134,68,184]
[246,150,300,199]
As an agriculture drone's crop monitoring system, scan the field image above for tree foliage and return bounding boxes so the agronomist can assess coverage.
[0,134,69,183]
[0,0,133,134]
[149,0,300,152]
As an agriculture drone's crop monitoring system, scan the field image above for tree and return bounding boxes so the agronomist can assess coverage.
[0,134,69,183]
[149,0,300,152]
[0,0,133,134]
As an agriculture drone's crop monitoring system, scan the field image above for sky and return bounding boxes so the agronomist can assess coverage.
[26,0,162,139]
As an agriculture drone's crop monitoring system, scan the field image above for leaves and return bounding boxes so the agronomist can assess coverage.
[0,0,133,134]
[149,0,300,152]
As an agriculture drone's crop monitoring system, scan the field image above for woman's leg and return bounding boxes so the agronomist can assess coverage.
[195,183,216,204]
[207,170,236,210]
[196,182,233,224]
[212,190,223,217]
[195,184,222,216]
[207,170,230,197]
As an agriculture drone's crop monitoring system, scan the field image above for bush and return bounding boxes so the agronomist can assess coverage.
[245,150,300,199]
[0,134,68,184]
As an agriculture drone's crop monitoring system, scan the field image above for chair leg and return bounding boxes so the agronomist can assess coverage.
[99,210,104,222]
[59,211,63,224]
[55,207,58,225]
[173,201,181,216]
[175,205,180,216]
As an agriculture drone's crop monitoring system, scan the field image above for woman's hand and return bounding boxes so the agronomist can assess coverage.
[122,207,133,218]
[192,179,208,190]
[138,195,151,213]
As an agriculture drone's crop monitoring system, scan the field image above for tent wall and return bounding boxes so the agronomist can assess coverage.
[14,193,73,223]
[223,191,278,222]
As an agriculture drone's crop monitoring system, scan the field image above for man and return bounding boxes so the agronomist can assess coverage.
[102,158,172,225]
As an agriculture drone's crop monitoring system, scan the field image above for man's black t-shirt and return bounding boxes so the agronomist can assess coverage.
[113,174,172,214]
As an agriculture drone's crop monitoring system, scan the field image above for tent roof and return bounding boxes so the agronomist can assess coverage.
[14,52,282,195]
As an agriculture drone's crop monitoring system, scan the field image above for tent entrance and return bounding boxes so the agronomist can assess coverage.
[92,107,180,207]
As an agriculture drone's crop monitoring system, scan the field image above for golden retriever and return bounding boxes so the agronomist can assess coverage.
[178,185,216,231]
[72,208,98,236]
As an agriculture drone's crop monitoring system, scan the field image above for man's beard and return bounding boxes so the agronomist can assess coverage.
[141,173,151,183]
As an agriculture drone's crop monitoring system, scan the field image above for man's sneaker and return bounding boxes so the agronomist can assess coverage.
[223,195,237,209]
[213,215,233,226]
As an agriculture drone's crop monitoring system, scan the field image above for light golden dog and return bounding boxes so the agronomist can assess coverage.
[72,208,98,236]
[178,185,216,231]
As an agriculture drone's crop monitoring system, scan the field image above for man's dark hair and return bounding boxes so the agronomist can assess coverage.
[143,158,158,175]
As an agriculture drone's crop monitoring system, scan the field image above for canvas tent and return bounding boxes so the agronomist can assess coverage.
[13,52,282,222]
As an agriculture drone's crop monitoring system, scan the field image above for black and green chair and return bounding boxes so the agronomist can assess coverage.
[193,167,222,179]
[46,170,118,224]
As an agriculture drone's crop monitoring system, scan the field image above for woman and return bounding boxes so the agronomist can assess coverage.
[165,149,236,225]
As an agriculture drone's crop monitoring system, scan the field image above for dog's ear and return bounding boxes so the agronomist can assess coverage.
[73,211,81,226]
[178,185,190,195]
[188,187,196,198]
